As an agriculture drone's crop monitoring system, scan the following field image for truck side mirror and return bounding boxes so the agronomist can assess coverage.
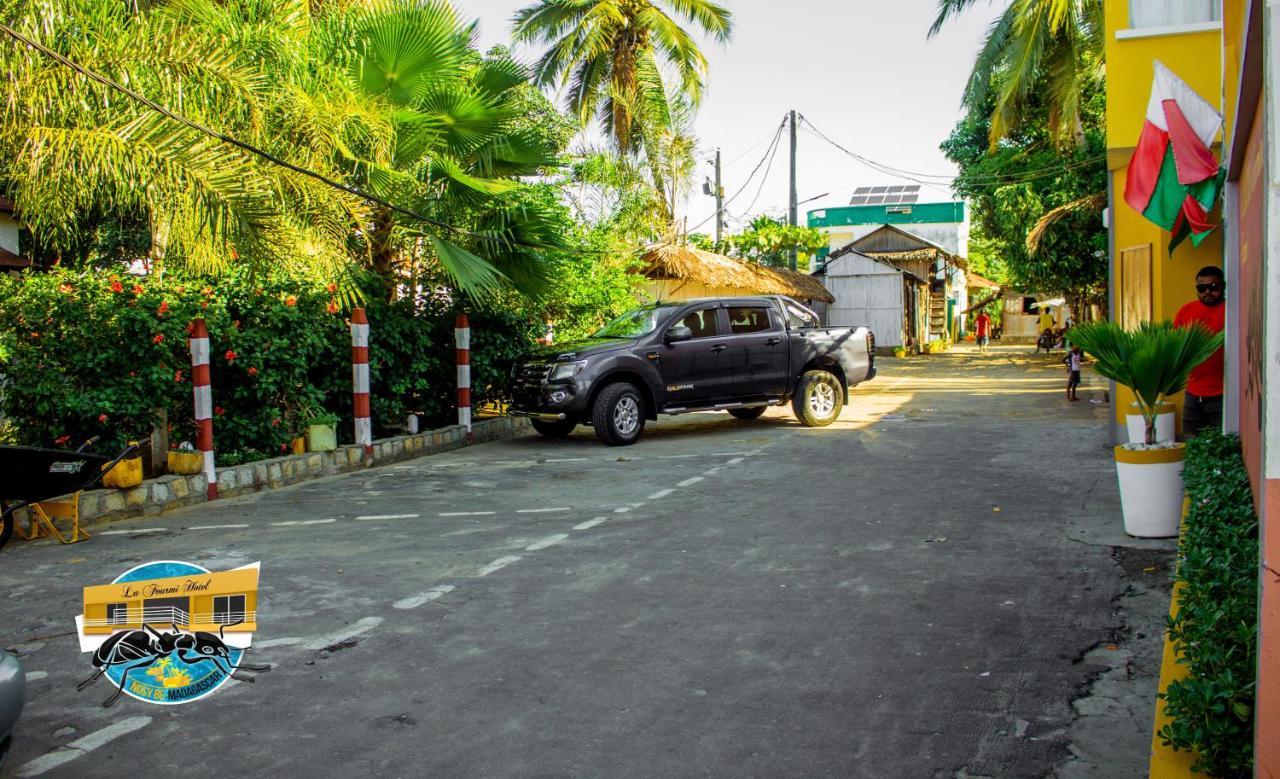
[664,325,693,344]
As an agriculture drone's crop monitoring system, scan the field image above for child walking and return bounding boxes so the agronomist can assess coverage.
[1063,345,1083,401]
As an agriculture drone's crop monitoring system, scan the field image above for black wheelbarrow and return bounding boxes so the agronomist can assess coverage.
[0,438,146,550]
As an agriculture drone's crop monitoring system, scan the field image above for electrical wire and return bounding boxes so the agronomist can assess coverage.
[686,115,786,233]
[0,21,549,251]
[799,113,1105,188]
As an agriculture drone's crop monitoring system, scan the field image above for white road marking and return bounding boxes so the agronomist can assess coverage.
[703,468,721,476]
[393,585,456,610]
[271,518,336,526]
[303,617,383,651]
[254,637,303,648]
[516,507,571,514]
[677,476,704,487]
[24,671,47,682]
[613,505,637,514]
[354,513,420,521]
[188,523,250,530]
[478,556,522,576]
[647,488,675,500]
[525,534,568,551]
[439,511,495,517]
[17,716,152,777]
[574,517,608,530]
[544,457,589,463]
[726,457,745,466]
[98,528,167,536]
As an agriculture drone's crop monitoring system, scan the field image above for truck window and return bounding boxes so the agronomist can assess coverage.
[783,303,818,329]
[675,307,721,338]
[727,307,773,334]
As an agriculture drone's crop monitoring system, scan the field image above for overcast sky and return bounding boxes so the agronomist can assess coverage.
[461,0,1004,233]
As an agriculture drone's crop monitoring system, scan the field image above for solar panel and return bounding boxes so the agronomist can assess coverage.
[849,184,926,206]
[848,196,869,205]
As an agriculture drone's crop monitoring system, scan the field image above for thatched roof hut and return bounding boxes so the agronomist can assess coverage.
[638,243,834,304]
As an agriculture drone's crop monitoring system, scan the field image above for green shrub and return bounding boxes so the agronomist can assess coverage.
[1159,431,1258,777]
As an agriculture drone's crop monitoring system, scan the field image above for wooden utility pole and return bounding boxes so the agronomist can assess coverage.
[788,110,798,271]
[714,147,723,248]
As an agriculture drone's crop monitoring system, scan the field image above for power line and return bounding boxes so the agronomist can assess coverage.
[687,116,786,233]
[0,21,549,252]
[799,114,1105,189]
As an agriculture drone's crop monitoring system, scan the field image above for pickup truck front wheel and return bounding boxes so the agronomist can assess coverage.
[592,382,645,446]
[792,370,843,427]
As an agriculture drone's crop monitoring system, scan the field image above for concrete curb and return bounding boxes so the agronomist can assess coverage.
[13,416,533,529]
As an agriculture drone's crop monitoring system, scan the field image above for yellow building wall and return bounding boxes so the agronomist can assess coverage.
[1105,2,1226,432]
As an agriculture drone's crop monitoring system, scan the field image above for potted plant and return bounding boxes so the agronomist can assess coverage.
[1068,321,1222,537]
[303,411,339,452]
[1125,400,1175,444]
[892,346,908,358]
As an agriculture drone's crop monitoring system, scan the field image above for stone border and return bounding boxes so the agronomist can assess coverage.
[12,417,532,530]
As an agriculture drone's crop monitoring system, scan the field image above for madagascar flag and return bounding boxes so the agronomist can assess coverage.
[1123,61,1225,252]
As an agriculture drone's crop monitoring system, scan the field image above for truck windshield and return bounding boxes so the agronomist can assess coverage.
[592,305,674,338]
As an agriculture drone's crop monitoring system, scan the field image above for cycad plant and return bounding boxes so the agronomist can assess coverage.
[1068,321,1222,445]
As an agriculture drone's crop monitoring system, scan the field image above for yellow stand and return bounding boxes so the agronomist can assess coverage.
[20,492,91,544]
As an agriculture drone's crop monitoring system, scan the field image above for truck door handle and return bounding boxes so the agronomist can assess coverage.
[710,344,727,353]
[766,337,781,346]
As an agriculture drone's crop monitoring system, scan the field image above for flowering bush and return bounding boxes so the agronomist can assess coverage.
[0,267,539,462]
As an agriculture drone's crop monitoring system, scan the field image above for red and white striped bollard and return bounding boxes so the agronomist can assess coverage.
[188,318,217,499]
[351,307,373,456]
[456,313,472,437]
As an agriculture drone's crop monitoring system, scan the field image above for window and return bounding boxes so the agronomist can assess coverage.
[106,602,130,625]
[674,307,721,338]
[727,307,772,334]
[784,302,819,330]
[1128,0,1220,28]
[213,594,247,624]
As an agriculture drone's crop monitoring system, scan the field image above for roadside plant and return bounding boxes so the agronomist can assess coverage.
[1067,321,1221,445]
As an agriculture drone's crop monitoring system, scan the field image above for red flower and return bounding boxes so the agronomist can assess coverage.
[280,443,288,453]
[326,282,338,293]
[225,350,237,362]
[284,295,298,307]
[201,286,214,297]
[326,300,339,315]
[153,333,165,344]
[232,320,241,329]
[174,370,184,383]
[109,280,124,293]
[54,434,71,446]
[157,301,170,315]
[131,284,144,295]
[176,285,186,294]
[98,413,108,423]
[214,406,225,416]
[58,282,73,294]
[247,366,258,376]
[201,300,209,310]
[271,418,280,427]
[30,331,39,339]
[128,371,136,377]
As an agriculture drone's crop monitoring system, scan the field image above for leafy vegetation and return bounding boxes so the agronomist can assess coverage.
[1159,431,1258,778]
[717,215,827,270]
[1065,320,1221,445]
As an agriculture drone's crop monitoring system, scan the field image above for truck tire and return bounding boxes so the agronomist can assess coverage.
[531,418,577,438]
[792,370,843,427]
[592,382,645,446]
[727,406,767,420]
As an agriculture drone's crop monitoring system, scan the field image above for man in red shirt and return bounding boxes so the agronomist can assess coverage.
[974,310,992,353]
[1173,266,1226,436]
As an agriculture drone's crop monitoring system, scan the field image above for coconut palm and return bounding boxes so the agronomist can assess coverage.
[512,0,732,152]
[1068,321,1222,445]
[929,0,1104,148]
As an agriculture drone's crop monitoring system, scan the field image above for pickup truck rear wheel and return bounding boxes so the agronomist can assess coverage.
[531,418,576,438]
[792,370,843,427]
[592,382,645,446]
[728,406,767,420]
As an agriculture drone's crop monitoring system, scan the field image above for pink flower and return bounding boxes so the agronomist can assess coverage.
[157,301,170,315]
[54,434,70,446]
[98,413,108,423]
[174,370,184,383]
[153,333,165,344]
[225,350,237,362]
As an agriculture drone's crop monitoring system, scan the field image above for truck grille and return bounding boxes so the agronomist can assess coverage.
[513,361,551,385]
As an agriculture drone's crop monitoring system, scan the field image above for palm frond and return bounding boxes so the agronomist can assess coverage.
[1026,191,1104,253]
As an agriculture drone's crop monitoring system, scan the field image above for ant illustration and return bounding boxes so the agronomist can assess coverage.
[77,618,271,707]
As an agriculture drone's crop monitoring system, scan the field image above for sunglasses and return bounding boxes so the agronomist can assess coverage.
[1196,283,1223,293]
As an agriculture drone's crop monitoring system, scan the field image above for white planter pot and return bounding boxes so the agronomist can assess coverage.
[1114,443,1186,538]
[1125,402,1176,444]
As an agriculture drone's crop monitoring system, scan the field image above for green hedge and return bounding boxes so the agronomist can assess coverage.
[1159,431,1258,777]
[0,266,538,462]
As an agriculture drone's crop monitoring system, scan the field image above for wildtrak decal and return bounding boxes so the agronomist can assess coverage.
[666,384,694,392]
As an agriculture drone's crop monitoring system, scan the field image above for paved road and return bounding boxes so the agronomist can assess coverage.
[0,347,1168,778]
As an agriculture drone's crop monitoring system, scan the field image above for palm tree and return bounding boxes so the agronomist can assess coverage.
[930,0,1103,148]
[512,0,732,152]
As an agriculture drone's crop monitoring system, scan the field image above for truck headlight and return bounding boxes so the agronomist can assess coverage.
[549,360,587,380]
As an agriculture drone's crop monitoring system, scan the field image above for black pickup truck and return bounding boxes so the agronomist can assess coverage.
[509,296,875,445]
